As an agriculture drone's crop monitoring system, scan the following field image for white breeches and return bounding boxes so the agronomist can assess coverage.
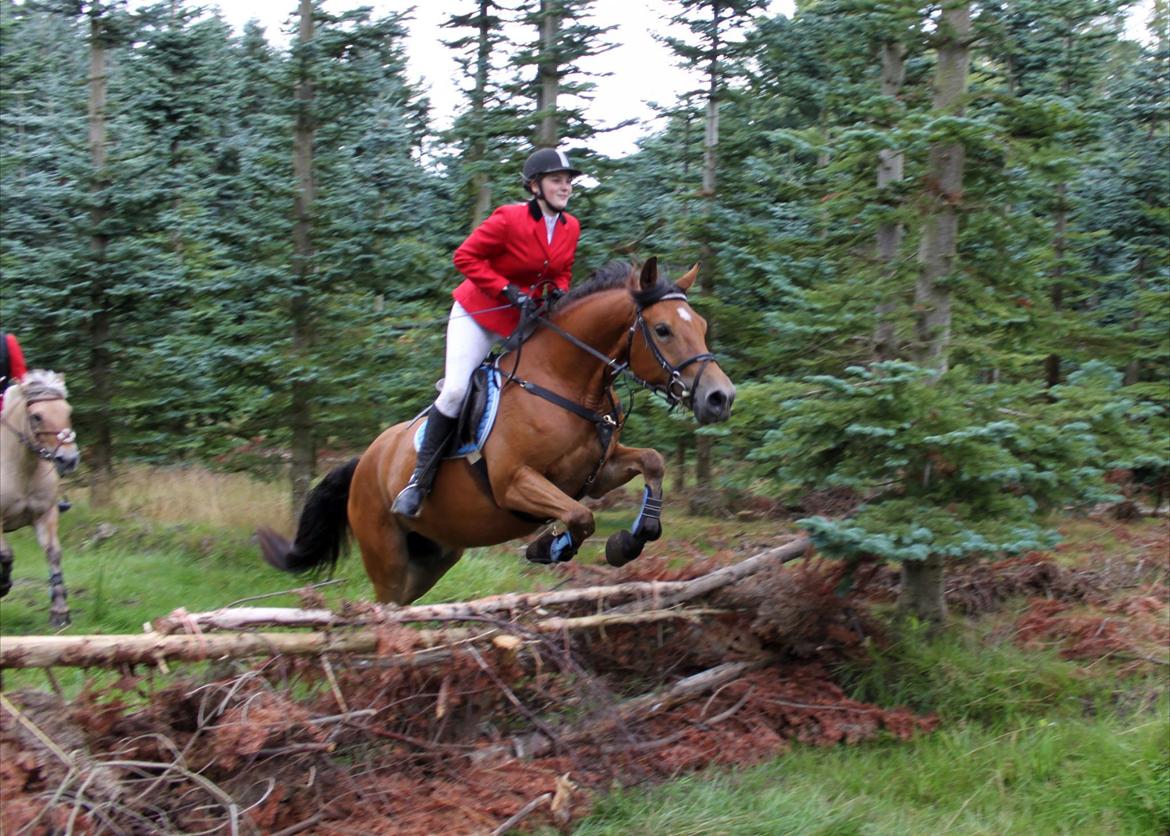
[435,301,498,418]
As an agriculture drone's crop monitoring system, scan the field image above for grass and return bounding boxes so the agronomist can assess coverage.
[572,708,1169,835]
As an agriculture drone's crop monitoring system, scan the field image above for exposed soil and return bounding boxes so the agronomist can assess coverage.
[1,514,1166,835]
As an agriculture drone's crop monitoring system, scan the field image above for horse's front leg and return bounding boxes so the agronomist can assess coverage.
[0,532,13,598]
[499,465,596,564]
[587,444,666,567]
[34,508,69,627]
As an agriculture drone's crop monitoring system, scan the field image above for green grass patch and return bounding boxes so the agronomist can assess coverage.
[833,620,1124,726]
[572,707,1169,835]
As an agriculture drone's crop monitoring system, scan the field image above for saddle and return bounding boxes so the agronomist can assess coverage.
[413,362,502,462]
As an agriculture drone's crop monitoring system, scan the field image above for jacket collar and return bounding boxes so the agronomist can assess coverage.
[527,197,567,224]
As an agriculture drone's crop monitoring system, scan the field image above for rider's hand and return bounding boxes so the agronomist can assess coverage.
[502,284,536,316]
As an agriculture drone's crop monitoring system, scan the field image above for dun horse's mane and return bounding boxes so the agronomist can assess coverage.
[16,370,68,404]
[555,260,682,312]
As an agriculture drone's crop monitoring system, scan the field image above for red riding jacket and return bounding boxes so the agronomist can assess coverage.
[452,200,580,338]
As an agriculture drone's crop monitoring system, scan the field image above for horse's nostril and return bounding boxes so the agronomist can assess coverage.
[707,390,726,408]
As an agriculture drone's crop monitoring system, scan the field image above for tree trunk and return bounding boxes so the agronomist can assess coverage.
[1044,182,1067,388]
[903,2,971,623]
[897,554,948,625]
[469,0,493,228]
[86,11,113,507]
[290,0,316,513]
[536,0,559,147]
[912,4,970,372]
[873,39,906,361]
[695,6,722,485]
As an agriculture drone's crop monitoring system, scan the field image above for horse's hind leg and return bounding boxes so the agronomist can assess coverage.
[354,512,463,605]
[402,535,463,603]
[587,444,667,567]
[34,509,69,627]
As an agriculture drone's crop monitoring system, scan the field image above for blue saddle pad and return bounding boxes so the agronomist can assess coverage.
[412,366,503,459]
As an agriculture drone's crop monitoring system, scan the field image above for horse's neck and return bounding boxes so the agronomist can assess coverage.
[528,292,634,390]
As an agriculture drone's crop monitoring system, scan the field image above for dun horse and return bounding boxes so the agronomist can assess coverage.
[0,370,80,627]
[260,260,735,604]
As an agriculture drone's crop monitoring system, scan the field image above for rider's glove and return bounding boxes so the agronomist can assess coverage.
[502,284,536,316]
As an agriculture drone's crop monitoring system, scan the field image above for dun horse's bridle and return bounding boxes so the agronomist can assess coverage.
[1,396,77,462]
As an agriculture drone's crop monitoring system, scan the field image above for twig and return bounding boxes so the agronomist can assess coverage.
[320,655,348,713]
[467,644,562,754]
[490,792,553,836]
[224,579,344,609]
[0,692,74,767]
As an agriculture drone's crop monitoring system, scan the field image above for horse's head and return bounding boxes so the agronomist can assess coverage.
[6,370,80,476]
[626,259,736,425]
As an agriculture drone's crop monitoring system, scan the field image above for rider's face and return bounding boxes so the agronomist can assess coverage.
[534,172,574,211]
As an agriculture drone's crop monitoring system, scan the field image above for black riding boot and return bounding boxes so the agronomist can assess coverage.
[391,407,459,518]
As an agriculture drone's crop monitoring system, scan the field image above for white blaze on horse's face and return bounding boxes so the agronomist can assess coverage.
[676,308,693,323]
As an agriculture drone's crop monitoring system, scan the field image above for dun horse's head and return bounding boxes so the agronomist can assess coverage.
[12,370,80,476]
[627,259,736,425]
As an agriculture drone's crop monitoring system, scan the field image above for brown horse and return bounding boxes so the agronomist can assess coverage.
[0,370,80,627]
[259,259,735,604]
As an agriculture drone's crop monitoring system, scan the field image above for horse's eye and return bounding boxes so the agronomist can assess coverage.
[30,413,42,424]
[654,323,671,338]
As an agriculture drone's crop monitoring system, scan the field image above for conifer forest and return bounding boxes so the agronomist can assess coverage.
[2,0,1167,624]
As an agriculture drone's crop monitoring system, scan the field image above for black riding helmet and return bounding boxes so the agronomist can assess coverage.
[522,148,584,189]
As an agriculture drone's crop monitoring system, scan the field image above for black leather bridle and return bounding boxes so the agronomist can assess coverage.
[1,396,77,462]
[623,292,716,410]
[526,289,716,411]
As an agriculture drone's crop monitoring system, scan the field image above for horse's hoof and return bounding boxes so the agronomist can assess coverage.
[526,531,577,565]
[631,517,662,542]
[50,612,71,628]
[525,532,556,564]
[606,530,644,567]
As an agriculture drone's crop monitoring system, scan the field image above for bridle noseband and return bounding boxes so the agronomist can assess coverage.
[1,396,77,462]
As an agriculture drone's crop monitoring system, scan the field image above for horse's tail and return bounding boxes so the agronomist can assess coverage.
[258,457,359,575]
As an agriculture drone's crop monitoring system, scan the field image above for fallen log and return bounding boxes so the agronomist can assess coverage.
[0,608,725,669]
[148,536,813,634]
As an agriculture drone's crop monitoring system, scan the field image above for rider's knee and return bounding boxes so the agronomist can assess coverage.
[435,384,467,418]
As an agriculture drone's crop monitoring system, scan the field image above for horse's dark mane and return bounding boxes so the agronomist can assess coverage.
[555,260,682,311]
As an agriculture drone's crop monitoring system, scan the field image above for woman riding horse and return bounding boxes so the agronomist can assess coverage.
[392,147,584,518]
[260,259,736,605]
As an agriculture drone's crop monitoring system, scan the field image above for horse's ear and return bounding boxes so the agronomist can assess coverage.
[638,257,659,291]
[676,263,699,291]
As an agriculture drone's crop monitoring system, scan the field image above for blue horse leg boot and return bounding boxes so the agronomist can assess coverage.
[630,486,663,542]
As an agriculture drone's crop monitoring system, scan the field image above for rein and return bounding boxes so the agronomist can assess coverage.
[1,397,76,463]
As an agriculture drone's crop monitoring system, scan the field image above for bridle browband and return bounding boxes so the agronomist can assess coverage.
[1,395,77,463]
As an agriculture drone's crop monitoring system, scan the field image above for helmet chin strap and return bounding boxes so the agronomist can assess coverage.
[532,177,565,214]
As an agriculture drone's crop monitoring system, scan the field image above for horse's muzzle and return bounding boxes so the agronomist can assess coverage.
[54,450,80,476]
[693,376,736,425]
